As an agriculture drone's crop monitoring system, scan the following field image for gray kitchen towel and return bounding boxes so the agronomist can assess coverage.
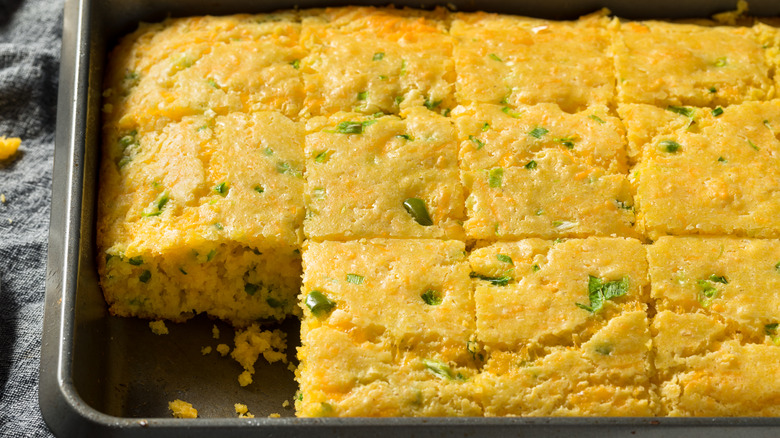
[0,0,63,436]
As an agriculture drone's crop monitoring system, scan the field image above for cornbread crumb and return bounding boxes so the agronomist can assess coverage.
[234,403,255,418]
[282,400,290,408]
[149,320,169,335]
[200,346,212,355]
[269,413,281,418]
[231,324,287,386]
[0,136,20,160]
[1,194,5,203]
[216,344,230,356]
[212,324,220,340]
[168,399,198,418]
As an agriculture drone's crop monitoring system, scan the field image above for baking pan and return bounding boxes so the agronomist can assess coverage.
[41,0,780,436]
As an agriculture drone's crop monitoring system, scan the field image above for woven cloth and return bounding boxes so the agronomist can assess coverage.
[0,0,63,435]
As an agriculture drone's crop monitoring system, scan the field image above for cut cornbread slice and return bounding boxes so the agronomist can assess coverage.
[621,102,780,239]
[652,311,780,416]
[97,112,304,325]
[453,104,627,174]
[462,149,637,240]
[470,237,648,351]
[299,6,454,117]
[648,237,780,339]
[451,11,614,112]
[614,21,774,107]
[304,109,465,240]
[477,310,656,416]
[102,13,305,132]
[300,239,475,364]
[296,325,481,417]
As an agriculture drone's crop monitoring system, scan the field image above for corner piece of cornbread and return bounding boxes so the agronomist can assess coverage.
[102,13,305,132]
[451,11,614,112]
[299,6,454,118]
[296,239,480,416]
[614,20,774,107]
[97,111,305,325]
[454,104,637,240]
[304,109,465,240]
[648,237,780,416]
[470,237,655,416]
[620,101,780,239]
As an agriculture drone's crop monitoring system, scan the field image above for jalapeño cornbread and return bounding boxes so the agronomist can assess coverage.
[303,108,465,241]
[97,111,305,325]
[97,5,780,419]
[297,239,480,416]
[620,101,780,239]
[470,238,656,415]
[454,103,637,241]
[648,237,780,415]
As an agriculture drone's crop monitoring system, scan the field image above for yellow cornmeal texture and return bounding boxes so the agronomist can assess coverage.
[451,11,614,112]
[620,101,780,239]
[300,7,454,117]
[296,239,480,416]
[304,108,465,241]
[0,136,20,160]
[97,111,304,326]
[614,20,775,107]
[102,13,304,131]
[470,238,656,416]
[168,399,198,418]
[648,237,780,416]
[231,324,287,386]
[454,104,636,240]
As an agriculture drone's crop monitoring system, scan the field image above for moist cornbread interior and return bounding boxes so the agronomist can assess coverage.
[98,6,780,417]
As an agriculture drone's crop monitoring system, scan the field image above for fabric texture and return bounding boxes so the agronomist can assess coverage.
[0,0,63,436]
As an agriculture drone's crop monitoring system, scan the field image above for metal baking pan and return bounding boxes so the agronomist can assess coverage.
[41,0,780,436]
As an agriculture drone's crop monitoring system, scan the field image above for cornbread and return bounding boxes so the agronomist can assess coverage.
[648,237,780,415]
[297,239,480,416]
[620,101,780,239]
[99,6,780,419]
[168,400,198,418]
[303,108,465,241]
[0,136,20,160]
[451,11,614,112]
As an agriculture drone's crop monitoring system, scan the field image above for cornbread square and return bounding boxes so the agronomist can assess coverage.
[300,239,475,364]
[97,112,305,325]
[296,326,481,417]
[451,12,614,112]
[477,311,656,416]
[648,237,780,338]
[102,13,305,131]
[304,109,465,240]
[463,150,637,240]
[614,21,774,107]
[652,311,780,416]
[300,6,454,117]
[454,104,627,173]
[621,102,780,239]
[470,237,648,351]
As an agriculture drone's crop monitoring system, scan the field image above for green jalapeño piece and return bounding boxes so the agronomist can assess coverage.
[306,291,336,317]
[403,198,433,226]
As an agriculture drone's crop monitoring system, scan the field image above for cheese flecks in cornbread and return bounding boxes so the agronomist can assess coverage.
[300,7,454,118]
[471,238,655,416]
[451,11,614,112]
[304,109,465,240]
[454,104,636,240]
[102,13,305,131]
[621,102,780,239]
[614,21,774,107]
[97,112,304,325]
[296,239,480,416]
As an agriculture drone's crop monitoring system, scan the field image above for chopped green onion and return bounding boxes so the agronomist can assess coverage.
[576,276,629,314]
[697,279,719,307]
[266,297,283,308]
[306,291,336,316]
[764,120,772,129]
[712,107,724,117]
[276,161,303,177]
[213,222,223,230]
[357,91,368,101]
[497,254,513,265]
[253,185,265,194]
[709,86,717,93]
[214,182,228,196]
[206,249,216,262]
[666,105,695,118]
[502,106,521,118]
[128,256,144,266]
[346,274,364,285]
[314,151,329,163]
[659,140,681,153]
[481,122,490,132]
[589,115,606,124]
[765,323,779,336]
[717,156,727,163]
[555,137,575,148]
[532,264,540,272]
[244,283,259,295]
[139,270,151,283]
[396,134,413,141]
[709,274,728,284]
[488,168,503,188]
[748,140,759,151]
[207,78,219,89]
[424,98,442,111]
[179,267,188,275]
[488,53,503,62]
[524,160,537,170]
[400,59,407,76]
[714,57,728,67]
[774,261,780,272]
[528,127,549,139]
[403,198,433,226]
[422,358,455,380]
[469,135,485,149]
[394,95,404,106]
[290,59,300,69]
[335,120,376,134]
[421,289,442,305]
[372,52,385,61]
[469,272,511,286]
